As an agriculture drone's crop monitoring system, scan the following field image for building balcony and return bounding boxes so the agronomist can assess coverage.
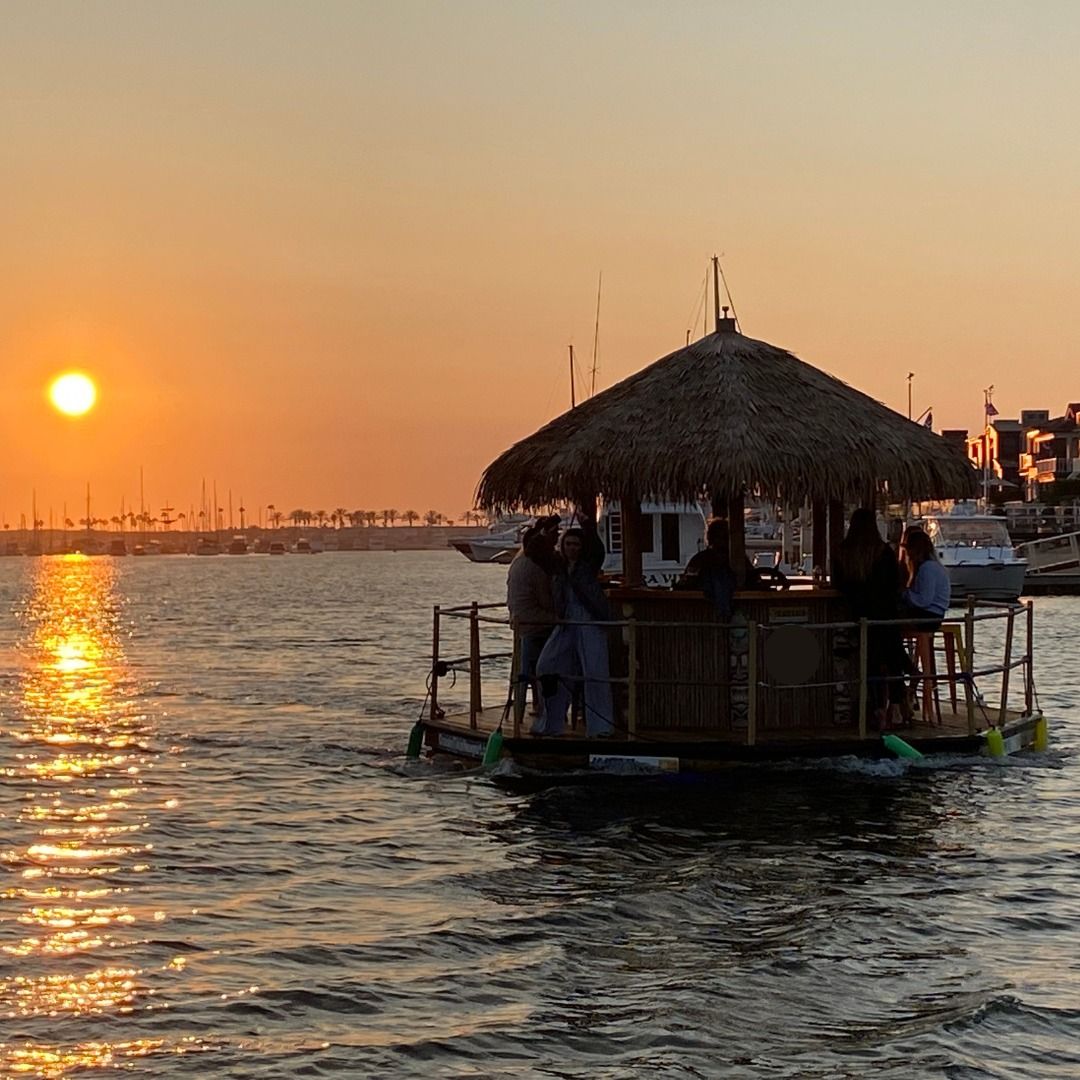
[1035,457,1080,483]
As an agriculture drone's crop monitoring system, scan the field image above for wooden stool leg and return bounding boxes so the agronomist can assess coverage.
[943,632,958,715]
[917,634,936,725]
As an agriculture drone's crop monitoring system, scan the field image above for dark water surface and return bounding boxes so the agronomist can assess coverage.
[0,551,1078,1078]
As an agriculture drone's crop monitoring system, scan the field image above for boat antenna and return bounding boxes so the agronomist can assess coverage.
[684,268,709,343]
[716,254,740,331]
[568,344,577,409]
[590,271,602,397]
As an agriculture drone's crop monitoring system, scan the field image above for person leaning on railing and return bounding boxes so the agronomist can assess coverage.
[506,516,560,723]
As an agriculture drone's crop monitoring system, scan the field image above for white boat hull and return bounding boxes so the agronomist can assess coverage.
[946,561,1028,602]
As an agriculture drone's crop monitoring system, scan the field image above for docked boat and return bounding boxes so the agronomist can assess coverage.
[293,537,314,554]
[408,284,1045,783]
[108,538,128,556]
[922,509,1028,602]
[268,540,287,555]
[599,501,706,585]
[227,535,248,555]
[195,537,222,556]
[449,518,529,564]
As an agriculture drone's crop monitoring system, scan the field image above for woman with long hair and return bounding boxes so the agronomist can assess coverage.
[833,508,909,728]
[900,528,950,630]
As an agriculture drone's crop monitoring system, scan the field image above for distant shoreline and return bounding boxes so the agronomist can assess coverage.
[0,524,491,556]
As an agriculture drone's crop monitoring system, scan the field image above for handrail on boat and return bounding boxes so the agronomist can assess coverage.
[427,593,1035,744]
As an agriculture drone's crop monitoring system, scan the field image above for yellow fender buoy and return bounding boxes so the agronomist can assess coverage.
[985,728,1006,758]
[1033,717,1049,752]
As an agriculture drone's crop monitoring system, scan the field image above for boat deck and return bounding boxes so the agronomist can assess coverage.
[424,703,1040,767]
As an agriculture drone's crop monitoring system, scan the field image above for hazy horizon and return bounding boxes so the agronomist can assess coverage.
[4,2,1080,515]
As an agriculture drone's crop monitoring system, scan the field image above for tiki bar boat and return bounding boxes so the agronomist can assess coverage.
[410,299,1047,781]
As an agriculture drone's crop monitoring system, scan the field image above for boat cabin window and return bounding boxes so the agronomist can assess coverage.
[607,510,622,553]
[660,513,680,562]
[605,510,655,555]
[926,519,1011,547]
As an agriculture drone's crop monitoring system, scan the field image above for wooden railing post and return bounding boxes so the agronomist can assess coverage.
[963,597,976,735]
[747,622,758,746]
[626,613,638,738]
[998,607,1015,727]
[1025,600,1034,716]
[469,601,481,729]
[510,632,522,739]
[858,618,868,739]
[430,604,441,721]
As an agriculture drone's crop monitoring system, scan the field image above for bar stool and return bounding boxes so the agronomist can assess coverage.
[907,631,941,725]
[904,625,966,724]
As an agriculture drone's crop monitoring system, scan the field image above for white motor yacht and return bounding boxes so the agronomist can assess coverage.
[922,509,1028,602]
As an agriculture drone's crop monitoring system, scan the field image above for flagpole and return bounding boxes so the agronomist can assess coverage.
[982,385,995,507]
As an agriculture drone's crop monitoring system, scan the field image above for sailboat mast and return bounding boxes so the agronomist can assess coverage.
[568,344,576,409]
[590,271,602,397]
[712,256,721,332]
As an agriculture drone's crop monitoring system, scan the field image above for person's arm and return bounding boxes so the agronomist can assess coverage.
[577,511,606,567]
[902,562,934,610]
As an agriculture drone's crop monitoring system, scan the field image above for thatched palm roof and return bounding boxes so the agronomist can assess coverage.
[477,328,976,510]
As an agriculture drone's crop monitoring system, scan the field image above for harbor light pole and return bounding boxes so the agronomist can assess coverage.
[907,372,914,420]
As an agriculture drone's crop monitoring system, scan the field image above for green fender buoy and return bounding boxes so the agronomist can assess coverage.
[482,728,504,767]
[985,728,1006,758]
[406,720,424,759]
[883,733,923,760]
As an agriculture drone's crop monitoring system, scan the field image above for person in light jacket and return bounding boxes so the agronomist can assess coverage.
[506,518,559,723]
[899,529,950,631]
[535,514,614,737]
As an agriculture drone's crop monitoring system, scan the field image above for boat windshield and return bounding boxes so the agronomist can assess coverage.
[926,518,1011,547]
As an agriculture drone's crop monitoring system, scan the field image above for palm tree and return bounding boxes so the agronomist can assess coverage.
[366,510,378,528]
[423,510,441,526]
[290,509,305,527]
[348,510,365,528]
[333,507,348,529]
[314,510,328,529]
[270,510,284,529]
[402,510,419,527]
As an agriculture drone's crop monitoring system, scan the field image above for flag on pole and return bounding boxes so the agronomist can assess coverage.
[924,411,933,430]
[985,401,999,416]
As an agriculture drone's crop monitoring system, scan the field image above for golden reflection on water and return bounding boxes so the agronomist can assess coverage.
[1,557,160,1075]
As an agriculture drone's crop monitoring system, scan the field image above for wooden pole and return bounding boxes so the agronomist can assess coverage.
[620,494,645,587]
[626,612,638,738]
[510,633,523,739]
[858,618,869,739]
[469,601,482,728]
[747,621,758,746]
[828,499,845,581]
[811,498,827,578]
[964,596,976,735]
[712,255,721,332]
[999,607,1015,727]
[728,491,746,587]
[430,605,441,722]
[1025,600,1034,716]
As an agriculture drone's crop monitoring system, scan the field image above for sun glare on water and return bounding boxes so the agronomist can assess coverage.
[49,373,97,417]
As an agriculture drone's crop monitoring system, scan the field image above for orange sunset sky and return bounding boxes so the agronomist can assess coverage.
[2,2,1079,524]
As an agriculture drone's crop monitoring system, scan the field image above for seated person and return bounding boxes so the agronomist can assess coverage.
[899,529,950,631]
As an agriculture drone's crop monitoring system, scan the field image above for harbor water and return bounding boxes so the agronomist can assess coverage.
[1,551,1078,1078]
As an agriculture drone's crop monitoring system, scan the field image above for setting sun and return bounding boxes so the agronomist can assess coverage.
[49,373,97,417]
